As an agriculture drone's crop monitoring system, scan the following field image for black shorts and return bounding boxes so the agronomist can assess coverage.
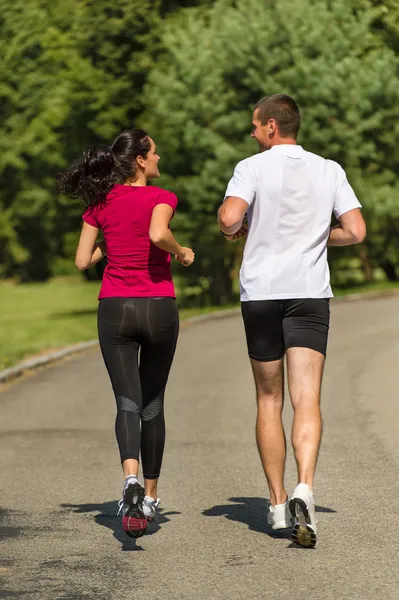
[241,299,330,362]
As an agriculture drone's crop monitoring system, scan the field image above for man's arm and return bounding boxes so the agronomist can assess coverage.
[219,160,255,237]
[330,164,364,246]
[218,197,249,235]
[221,222,248,242]
[328,208,366,246]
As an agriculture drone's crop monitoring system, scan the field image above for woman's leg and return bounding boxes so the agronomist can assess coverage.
[138,298,179,500]
[98,298,142,473]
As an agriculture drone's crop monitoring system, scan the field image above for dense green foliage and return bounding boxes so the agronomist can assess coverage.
[0,0,398,300]
[0,0,163,280]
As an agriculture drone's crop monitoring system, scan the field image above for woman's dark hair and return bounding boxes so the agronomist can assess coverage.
[57,129,151,206]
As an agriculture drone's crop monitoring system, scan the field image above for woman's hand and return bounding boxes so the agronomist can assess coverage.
[175,247,195,267]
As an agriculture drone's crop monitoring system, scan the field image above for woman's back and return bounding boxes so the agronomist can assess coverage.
[83,185,178,299]
[57,128,194,538]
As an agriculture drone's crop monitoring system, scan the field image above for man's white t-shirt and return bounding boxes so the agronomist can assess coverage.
[224,145,362,301]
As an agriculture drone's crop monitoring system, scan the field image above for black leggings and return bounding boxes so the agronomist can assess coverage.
[98,297,179,479]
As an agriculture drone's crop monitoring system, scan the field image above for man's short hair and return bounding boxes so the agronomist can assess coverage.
[254,94,300,138]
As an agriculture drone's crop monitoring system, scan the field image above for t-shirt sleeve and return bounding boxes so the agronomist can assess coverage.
[224,160,256,207]
[333,165,362,219]
[82,204,100,228]
[153,190,178,215]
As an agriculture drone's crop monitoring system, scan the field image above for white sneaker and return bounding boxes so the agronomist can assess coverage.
[266,501,293,530]
[289,483,317,548]
[117,475,147,539]
[142,496,160,522]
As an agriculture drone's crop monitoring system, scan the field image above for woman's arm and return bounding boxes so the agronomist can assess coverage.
[149,204,194,266]
[75,222,106,271]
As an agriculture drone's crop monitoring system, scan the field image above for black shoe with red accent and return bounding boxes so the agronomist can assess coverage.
[118,476,147,538]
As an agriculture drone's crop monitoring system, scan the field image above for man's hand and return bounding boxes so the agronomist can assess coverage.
[222,223,248,242]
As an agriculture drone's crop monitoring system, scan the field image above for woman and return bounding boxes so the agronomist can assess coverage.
[57,129,195,538]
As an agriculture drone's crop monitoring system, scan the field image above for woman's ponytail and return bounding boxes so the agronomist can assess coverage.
[57,145,117,206]
[57,129,151,207]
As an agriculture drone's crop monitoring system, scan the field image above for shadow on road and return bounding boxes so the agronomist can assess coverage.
[0,507,22,541]
[203,497,336,540]
[50,308,98,318]
[61,501,180,552]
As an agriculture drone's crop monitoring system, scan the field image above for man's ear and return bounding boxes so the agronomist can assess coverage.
[268,118,277,135]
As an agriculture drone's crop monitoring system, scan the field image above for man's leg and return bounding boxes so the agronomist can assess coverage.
[250,357,287,506]
[282,299,329,547]
[286,347,325,489]
[241,300,286,506]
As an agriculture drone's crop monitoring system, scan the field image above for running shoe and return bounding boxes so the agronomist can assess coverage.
[266,500,293,530]
[142,496,161,522]
[117,475,147,538]
[289,483,317,548]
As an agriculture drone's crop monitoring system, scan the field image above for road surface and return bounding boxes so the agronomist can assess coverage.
[1,296,399,599]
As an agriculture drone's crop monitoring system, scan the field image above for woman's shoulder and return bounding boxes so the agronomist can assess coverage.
[147,185,177,198]
[147,186,178,207]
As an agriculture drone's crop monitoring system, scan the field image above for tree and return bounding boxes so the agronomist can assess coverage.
[2,0,398,289]
[143,0,399,300]
[0,0,162,280]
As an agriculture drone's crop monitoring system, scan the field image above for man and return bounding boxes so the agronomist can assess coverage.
[218,94,366,548]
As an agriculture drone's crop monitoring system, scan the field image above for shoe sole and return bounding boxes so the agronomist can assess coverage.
[289,498,316,548]
[123,482,147,539]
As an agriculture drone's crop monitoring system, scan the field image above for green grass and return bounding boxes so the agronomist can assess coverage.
[1,277,398,370]
[0,278,101,370]
[333,280,399,296]
[0,277,238,370]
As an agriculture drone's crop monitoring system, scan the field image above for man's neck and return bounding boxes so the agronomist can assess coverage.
[270,136,297,147]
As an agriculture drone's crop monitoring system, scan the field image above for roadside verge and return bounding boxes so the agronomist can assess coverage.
[2,289,399,385]
[0,308,241,385]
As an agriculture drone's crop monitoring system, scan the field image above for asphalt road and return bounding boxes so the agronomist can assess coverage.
[1,296,399,600]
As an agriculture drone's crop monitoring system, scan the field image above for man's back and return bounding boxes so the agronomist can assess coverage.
[219,94,366,548]
[225,145,361,300]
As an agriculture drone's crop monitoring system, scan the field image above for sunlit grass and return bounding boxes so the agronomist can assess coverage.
[333,280,399,296]
[0,278,101,369]
[0,277,237,369]
[1,277,398,369]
